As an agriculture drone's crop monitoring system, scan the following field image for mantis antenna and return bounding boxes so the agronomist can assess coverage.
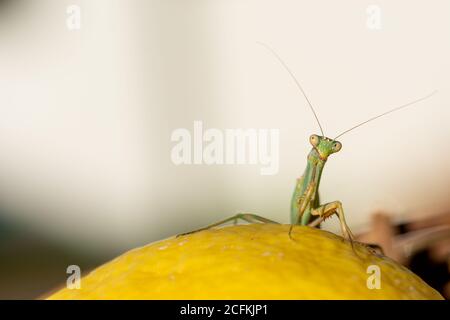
[334,90,438,139]
[257,42,437,140]
[257,42,325,137]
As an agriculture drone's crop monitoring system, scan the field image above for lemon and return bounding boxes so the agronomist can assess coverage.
[47,224,443,299]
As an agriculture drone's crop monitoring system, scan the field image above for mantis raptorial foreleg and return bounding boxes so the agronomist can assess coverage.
[309,201,355,242]
[177,213,279,237]
[308,201,366,256]
[306,201,387,255]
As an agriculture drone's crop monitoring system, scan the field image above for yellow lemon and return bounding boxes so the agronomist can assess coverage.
[47,224,443,300]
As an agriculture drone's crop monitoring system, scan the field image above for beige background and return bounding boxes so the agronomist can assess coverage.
[0,0,449,252]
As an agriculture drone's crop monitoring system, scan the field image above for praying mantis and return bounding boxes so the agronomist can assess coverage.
[178,43,437,249]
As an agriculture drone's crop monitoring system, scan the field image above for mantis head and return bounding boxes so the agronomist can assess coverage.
[309,134,342,161]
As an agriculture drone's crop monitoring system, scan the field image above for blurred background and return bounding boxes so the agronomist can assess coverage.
[0,0,449,299]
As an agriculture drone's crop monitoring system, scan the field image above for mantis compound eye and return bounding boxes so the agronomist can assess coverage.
[332,141,342,152]
[309,134,320,147]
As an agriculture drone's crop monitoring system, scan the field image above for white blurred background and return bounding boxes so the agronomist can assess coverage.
[0,0,449,297]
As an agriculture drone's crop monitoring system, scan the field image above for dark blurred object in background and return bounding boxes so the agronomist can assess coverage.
[357,212,450,299]
[0,214,116,299]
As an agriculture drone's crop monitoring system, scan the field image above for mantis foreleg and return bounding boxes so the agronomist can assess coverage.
[309,201,355,242]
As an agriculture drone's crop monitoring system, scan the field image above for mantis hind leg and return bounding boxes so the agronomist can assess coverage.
[177,213,279,237]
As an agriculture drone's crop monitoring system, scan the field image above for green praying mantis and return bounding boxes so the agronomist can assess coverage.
[178,43,437,250]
